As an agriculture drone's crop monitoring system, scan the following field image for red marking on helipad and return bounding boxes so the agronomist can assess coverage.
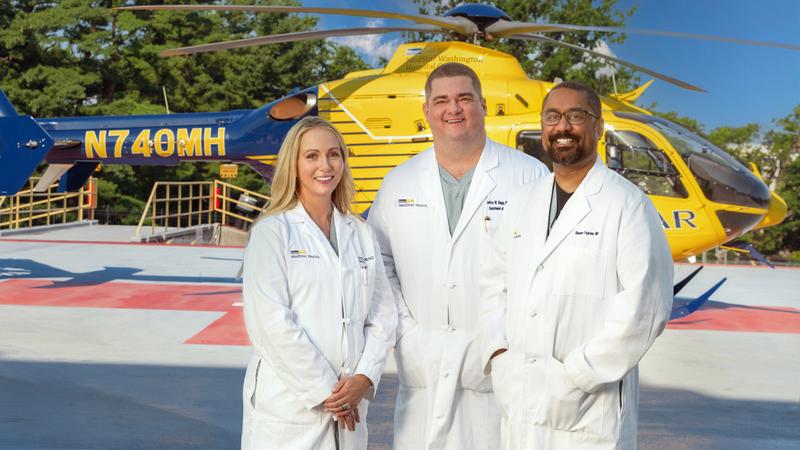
[668,305,800,333]
[186,309,249,346]
[0,279,250,346]
[2,279,798,341]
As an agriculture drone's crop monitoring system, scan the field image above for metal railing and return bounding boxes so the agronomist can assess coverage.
[136,180,269,239]
[0,178,97,230]
[136,182,214,239]
[213,180,270,227]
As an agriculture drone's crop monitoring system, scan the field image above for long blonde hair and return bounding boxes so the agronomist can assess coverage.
[261,116,356,218]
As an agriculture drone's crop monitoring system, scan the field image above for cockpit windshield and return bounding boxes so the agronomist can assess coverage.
[614,112,771,210]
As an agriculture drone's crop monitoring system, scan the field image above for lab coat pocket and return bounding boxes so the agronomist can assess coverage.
[459,337,494,393]
[249,359,262,410]
[536,357,605,436]
[393,325,427,388]
[242,357,260,413]
[489,351,515,418]
[252,362,319,425]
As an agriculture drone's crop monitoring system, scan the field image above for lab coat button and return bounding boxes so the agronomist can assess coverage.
[447,282,456,289]
[526,355,536,364]
[529,311,537,318]
[536,264,543,272]
[443,372,450,378]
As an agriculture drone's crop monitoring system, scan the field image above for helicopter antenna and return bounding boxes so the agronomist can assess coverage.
[611,66,618,95]
[162,86,171,115]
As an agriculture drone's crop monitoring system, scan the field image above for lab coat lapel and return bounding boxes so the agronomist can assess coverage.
[333,206,355,259]
[288,202,341,261]
[451,138,497,243]
[533,157,605,269]
[420,148,449,237]
[285,203,314,237]
[516,173,552,280]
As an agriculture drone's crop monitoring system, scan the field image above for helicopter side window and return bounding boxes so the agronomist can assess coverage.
[605,130,688,198]
[649,121,771,209]
[516,131,552,170]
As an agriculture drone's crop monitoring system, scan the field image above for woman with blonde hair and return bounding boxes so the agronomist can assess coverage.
[241,116,396,450]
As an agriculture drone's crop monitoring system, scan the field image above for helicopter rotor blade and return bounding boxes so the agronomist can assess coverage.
[115,5,477,37]
[488,20,800,51]
[159,26,449,57]
[510,33,706,92]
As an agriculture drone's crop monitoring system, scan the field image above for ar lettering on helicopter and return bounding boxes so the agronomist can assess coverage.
[660,210,698,230]
[84,127,226,159]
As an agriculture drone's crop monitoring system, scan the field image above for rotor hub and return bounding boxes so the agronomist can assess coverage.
[444,4,511,33]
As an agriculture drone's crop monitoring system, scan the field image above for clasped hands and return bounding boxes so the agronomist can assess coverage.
[322,374,372,431]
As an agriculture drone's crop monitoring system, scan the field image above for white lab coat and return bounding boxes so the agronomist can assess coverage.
[480,157,673,449]
[368,138,548,450]
[241,202,397,450]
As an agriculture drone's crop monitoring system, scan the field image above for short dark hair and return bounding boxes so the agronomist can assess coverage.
[424,62,483,100]
[542,80,602,117]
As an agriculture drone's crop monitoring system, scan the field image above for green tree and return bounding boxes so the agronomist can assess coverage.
[1,0,368,224]
[412,0,638,95]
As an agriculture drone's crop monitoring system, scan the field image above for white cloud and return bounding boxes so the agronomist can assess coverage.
[592,40,618,78]
[567,39,619,78]
[328,19,402,66]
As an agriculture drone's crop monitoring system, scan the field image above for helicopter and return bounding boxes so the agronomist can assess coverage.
[0,3,792,274]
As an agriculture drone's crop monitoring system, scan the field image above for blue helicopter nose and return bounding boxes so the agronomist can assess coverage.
[444,4,511,28]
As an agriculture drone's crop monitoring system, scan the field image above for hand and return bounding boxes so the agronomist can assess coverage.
[322,374,372,418]
[337,407,360,432]
[490,348,507,360]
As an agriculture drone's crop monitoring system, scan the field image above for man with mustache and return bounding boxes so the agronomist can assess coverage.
[479,81,673,449]
[368,63,548,450]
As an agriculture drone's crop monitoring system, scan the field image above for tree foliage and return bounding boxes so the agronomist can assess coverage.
[0,0,368,223]
[412,0,638,95]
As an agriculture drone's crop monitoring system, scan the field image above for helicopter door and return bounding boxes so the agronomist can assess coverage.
[604,129,688,198]
[515,130,552,170]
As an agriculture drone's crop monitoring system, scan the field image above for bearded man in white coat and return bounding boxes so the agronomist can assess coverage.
[368,63,549,450]
[480,81,673,449]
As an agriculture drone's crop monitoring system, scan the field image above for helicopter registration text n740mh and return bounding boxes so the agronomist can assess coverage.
[83,127,226,159]
[0,40,787,263]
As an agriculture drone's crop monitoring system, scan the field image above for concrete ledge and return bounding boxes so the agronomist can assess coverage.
[0,220,98,237]
[137,223,219,244]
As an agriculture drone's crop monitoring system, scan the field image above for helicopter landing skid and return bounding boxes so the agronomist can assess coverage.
[670,270,727,321]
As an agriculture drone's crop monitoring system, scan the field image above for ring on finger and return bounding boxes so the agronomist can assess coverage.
[340,402,351,411]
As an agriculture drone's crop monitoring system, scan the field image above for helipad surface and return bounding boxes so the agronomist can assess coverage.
[0,230,798,449]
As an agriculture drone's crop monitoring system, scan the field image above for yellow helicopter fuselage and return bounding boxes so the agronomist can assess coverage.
[248,41,786,260]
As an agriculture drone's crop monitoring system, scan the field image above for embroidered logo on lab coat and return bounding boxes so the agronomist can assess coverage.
[289,249,320,259]
[397,198,428,208]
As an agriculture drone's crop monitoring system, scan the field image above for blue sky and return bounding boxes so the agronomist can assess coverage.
[307,0,800,133]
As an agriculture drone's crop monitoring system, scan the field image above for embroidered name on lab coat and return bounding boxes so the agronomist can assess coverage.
[486,199,507,211]
[574,230,600,236]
